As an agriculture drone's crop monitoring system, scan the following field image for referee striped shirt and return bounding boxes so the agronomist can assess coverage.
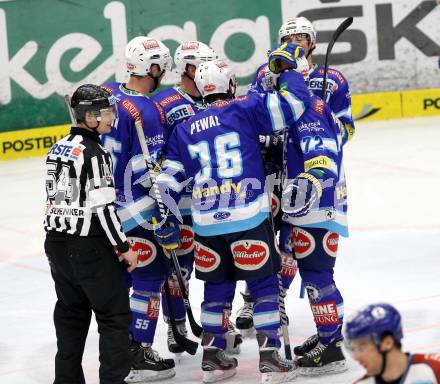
[44,127,129,253]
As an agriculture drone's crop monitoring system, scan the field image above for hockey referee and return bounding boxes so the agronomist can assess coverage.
[44,84,138,384]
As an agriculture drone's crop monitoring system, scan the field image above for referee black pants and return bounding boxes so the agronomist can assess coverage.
[45,234,131,384]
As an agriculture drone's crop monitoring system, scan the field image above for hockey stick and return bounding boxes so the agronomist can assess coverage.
[134,118,203,339]
[262,129,292,360]
[64,94,77,126]
[265,194,292,361]
[163,278,198,355]
[321,17,353,101]
[277,127,292,360]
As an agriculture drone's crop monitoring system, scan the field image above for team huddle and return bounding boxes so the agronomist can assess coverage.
[44,16,440,384]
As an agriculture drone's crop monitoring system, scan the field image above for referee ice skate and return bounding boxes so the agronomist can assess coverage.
[44,84,138,384]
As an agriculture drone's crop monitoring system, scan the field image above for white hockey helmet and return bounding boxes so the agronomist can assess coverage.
[194,59,236,98]
[125,36,172,76]
[278,17,317,43]
[174,41,218,75]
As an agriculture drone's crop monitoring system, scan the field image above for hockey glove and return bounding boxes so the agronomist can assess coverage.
[152,210,180,250]
[260,65,280,91]
[281,173,322,217]
[268,42,309,75]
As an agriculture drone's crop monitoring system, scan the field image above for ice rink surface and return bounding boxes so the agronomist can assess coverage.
[1,116,440,384]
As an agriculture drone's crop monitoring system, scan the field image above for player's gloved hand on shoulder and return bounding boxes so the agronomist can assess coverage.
[260,65,280,91]
[151,209,180,250]
[268,42,309,75]
[281,172,322,217]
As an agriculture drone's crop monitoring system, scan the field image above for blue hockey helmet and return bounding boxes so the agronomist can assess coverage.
[344,303,403,346]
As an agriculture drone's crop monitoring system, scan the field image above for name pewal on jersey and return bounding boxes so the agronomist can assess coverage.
[101,82,166,232]
[157,70,311,236]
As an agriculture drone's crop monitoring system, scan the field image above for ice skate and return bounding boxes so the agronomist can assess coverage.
[202,333,237,383]
[297,336,347,376]
[126,341,175,382]
[202,347,238,383]
[235,291,255,338]
[258,334,298,384]
[225,320,243,355]
[293,333,319,357]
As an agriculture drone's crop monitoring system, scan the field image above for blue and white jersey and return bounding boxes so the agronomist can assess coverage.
[251,63,355,145]
[151,86,206,216]
[157,71,310,236]
[100,82,166,232]
[283,95,348,237]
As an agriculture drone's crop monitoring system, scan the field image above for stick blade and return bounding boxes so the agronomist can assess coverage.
[173,329,199,355]
[333,16,353,40]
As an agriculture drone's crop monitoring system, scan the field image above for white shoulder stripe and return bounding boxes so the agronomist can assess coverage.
[267,93,286,132]
[282,91,306,121]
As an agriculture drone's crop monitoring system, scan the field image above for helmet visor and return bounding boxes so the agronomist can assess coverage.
[97,102,118,122]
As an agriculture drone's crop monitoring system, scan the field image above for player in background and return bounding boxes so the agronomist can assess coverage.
[266,43,348,376]
[237,16,355,348]
[154,56,310,383]
[101,36,176,382]
[151,41,221,355]
[345,303,440,383]
[251,16,355,144]
[271,43,349,374]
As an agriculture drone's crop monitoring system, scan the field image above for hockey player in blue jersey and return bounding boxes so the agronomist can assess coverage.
[100,36,177,382]
[151,41,218,355]
[154,56,310,383]
[251,17,355,144]
[267,44,348,376]
[238,16,355,345]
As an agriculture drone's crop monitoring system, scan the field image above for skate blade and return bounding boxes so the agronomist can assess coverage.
[239,327,256,339]
[299,360,347,377]
[125,368,176,382]
[203,368,237,383]
[261,369,299,384]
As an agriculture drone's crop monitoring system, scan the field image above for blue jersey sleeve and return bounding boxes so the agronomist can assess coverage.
[248,70,311,136]
[326,71,355,144]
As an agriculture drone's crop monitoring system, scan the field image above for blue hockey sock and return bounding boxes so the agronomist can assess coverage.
[247,275,281,348]
[129,278,163,344]
[300,268,344,345]
[201,280,236,350]
[161,275,187,323]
